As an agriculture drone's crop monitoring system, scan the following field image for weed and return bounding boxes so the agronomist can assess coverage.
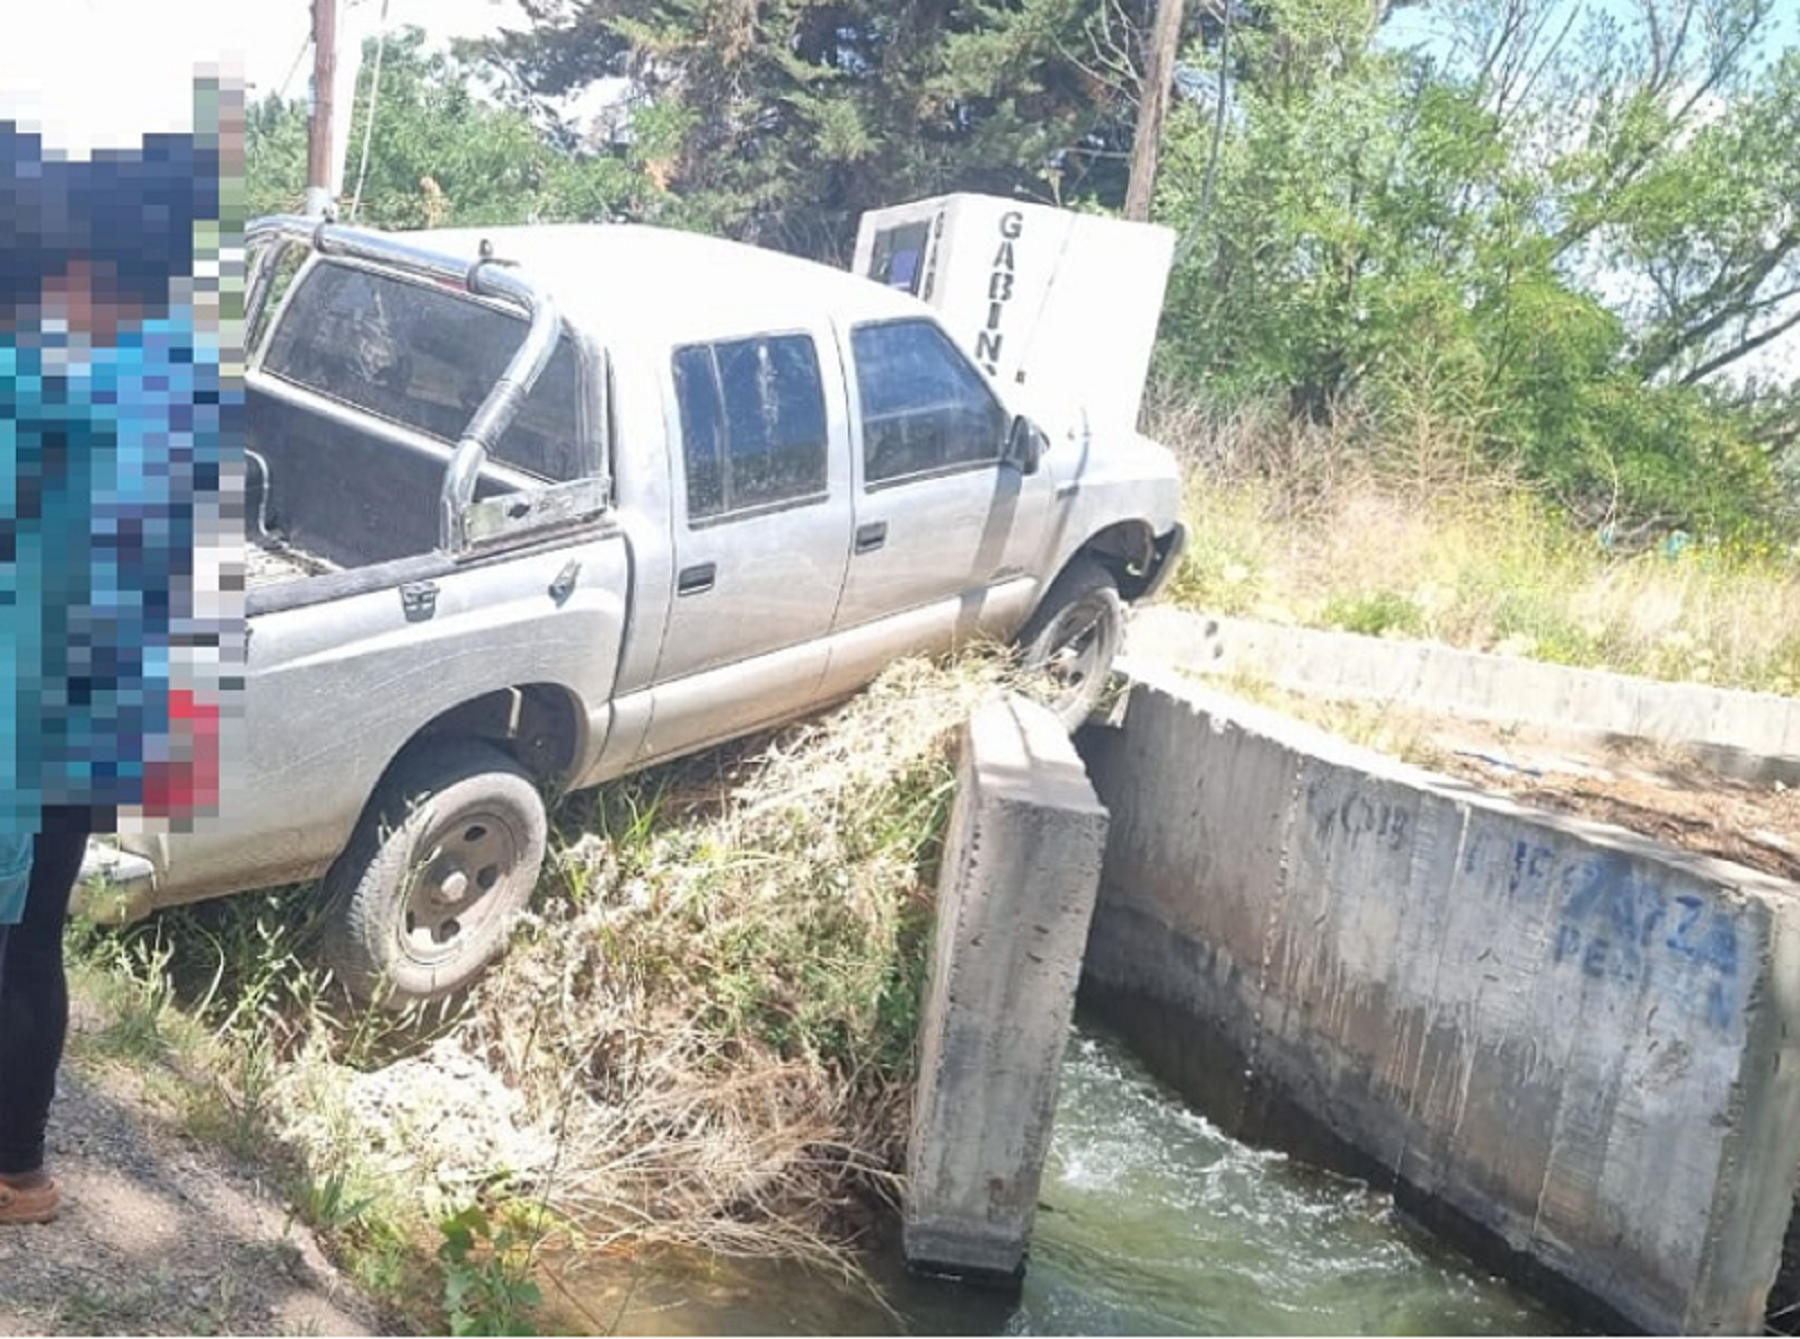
[1150,393,1800,695]
[294,1165,380,1234]
[64,925,188,1064]
[439,1203,545,1336]
[1320,589,1424,638]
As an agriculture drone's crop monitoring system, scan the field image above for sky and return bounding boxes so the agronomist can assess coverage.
[0,0,525,157]
[1379,0,1800,64]
[247,0,529,104]
[0,0,238,154]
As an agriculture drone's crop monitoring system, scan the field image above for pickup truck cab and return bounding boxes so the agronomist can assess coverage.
[81,216,1186,1008]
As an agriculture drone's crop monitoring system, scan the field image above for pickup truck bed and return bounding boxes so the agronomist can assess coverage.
[247,537,337,591]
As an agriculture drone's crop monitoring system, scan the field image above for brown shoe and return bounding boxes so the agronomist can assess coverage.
[0,1177,59,1225]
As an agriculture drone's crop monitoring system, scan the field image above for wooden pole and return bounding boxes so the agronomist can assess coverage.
[1123,0,1186,222]
[304,0,338,218]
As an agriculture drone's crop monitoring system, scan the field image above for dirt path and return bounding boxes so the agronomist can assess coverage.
[1419,721,1800,882]
[1236,682,1800,882]
[0,997,379,1337]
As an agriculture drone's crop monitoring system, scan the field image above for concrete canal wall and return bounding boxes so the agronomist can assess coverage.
[1128,606,1800,786]
[1079,660,1800,1334]
[905,696,1109,1282]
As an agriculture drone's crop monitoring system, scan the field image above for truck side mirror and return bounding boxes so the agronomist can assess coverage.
[1005,415,1047,476]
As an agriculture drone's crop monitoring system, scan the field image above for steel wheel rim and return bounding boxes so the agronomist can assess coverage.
[400,805,525,966]
[1038,597,1110,703]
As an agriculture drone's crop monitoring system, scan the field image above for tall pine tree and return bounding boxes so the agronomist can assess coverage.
[485,0,1222,261]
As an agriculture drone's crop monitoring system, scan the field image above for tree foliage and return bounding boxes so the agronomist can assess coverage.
[483,0,1223,261]
[243,2,1800,536]
[1156,0,1798,534]
[246,28,650,229]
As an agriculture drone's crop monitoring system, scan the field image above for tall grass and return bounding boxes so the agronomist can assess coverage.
[1147,388,1800,696]
[462,655,1011,1265]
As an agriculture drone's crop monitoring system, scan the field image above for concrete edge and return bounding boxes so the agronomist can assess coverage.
[1088,665,1800,1333]
[1127,607,1800,784]
[1111,653,1800,903]
[903,692,1110,1283]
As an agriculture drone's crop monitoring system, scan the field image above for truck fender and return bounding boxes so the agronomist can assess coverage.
[394,681,588,793]
[1059,519,1187,604]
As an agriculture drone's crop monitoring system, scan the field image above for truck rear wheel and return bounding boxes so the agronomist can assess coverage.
[322,739,548,1010]
[1015,557,1125,729]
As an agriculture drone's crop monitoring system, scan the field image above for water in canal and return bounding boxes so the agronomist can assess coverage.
[546,1022,1570,1335]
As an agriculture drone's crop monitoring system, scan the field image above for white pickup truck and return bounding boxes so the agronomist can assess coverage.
[79,216,1187,1008]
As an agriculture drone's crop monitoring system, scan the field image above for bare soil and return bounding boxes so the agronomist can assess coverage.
[1392,715,1800,883]
[0,995,379,1337]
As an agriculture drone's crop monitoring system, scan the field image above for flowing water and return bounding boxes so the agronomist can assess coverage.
[545,1024,1572,1335]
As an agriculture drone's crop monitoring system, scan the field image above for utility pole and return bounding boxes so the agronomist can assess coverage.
[1123,0,1186,222]
[304,0,338,218]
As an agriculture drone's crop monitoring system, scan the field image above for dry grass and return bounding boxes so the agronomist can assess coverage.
[1147,387,1800,696]
[457,654,1017,1272]
[1192,668,1446,769]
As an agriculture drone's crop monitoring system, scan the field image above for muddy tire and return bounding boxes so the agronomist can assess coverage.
[1015,558,1126,729]
[322,739,547,1010]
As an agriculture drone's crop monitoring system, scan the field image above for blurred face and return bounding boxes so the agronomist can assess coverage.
[40,257,154,344]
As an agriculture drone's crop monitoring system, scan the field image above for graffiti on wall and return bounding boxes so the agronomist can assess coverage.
[1308,788,1413,853]
[1464,832,1743,1033]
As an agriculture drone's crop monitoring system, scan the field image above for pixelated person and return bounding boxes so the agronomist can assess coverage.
[0,120,222,1225]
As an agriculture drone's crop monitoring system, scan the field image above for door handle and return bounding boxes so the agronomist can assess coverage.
[854,521,888,555]
[677,562,716,596]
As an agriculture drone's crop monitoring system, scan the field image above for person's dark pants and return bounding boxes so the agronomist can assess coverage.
[0,806,95,1178]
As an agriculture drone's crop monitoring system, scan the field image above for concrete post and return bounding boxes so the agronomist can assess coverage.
[903,695,1110,1283]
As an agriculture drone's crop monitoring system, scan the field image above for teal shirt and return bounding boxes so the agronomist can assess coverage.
[0,340,52,923]
[2,310,216,922]
[4,338,95,822]
[1,339,62,921]
[0,836,26,924]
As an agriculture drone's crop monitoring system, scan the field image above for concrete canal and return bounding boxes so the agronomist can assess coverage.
[545,616,1800,1333]
[544,1021,1567,1335]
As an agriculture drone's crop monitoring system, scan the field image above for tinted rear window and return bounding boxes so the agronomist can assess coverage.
[263,261,587,482]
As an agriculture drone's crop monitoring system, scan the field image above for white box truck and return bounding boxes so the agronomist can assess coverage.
[852,194,1176,438]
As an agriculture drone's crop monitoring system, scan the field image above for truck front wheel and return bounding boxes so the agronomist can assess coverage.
[322,739,548,1010]
[1015,557,1125,729]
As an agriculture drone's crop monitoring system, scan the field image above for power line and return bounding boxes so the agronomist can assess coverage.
[349,0,392,222]
[277,30,312,103]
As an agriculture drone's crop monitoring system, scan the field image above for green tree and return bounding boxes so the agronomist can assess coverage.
[245,88,309,219]
[483,0,1226,261]
[247,27,649,229]
[1155,0,1796,534]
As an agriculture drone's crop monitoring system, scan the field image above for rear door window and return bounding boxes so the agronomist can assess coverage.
[672,333,829,522]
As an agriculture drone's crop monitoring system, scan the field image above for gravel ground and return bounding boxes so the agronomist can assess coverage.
[0,999,379,1337]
